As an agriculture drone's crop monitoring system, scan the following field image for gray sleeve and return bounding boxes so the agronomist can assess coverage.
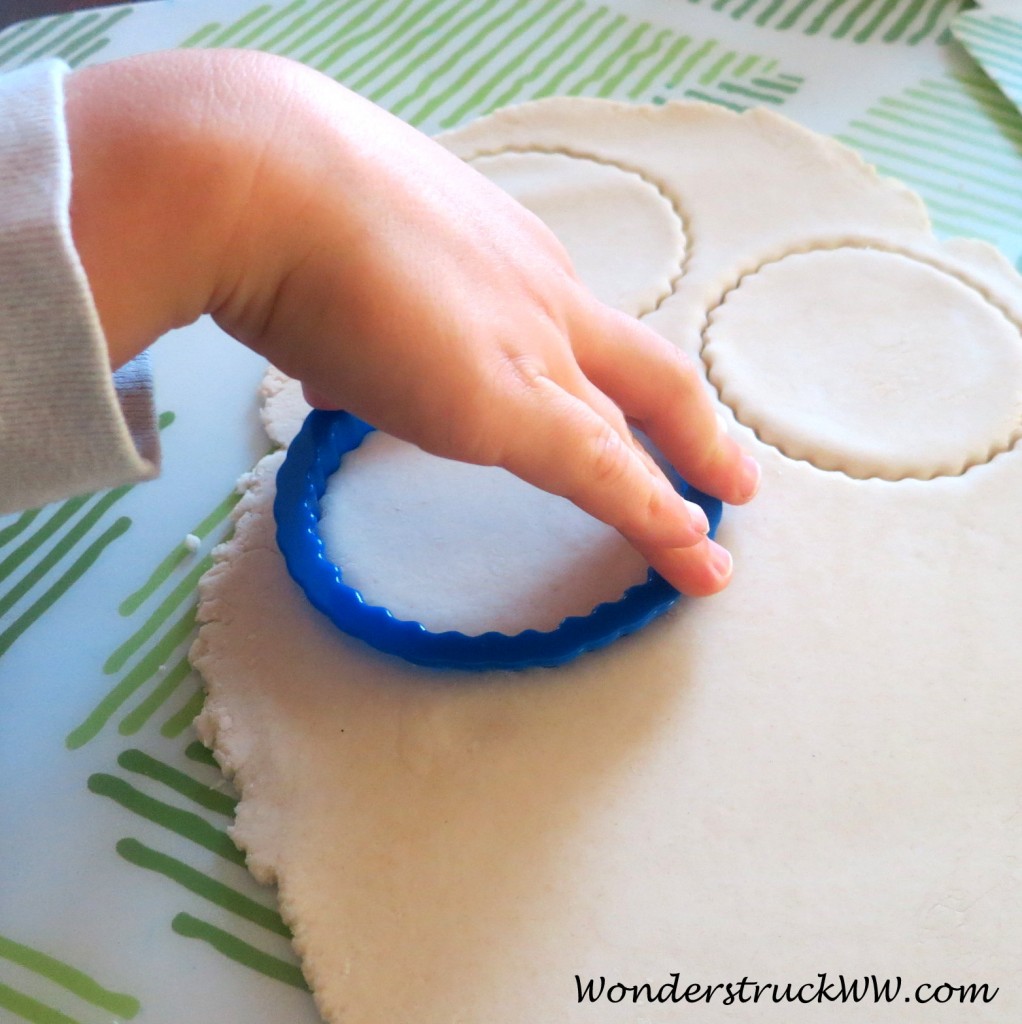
[0,59,160,516]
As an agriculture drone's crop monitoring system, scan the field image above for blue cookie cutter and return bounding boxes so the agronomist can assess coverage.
[274,410,722,671]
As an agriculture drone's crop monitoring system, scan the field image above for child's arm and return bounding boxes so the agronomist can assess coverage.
[65,48,758,596]
[0,60,160,514]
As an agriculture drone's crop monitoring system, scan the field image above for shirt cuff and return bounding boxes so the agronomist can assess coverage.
[0,58,159,516]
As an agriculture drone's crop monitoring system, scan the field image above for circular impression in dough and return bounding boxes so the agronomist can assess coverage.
[702,246,1022,480]
[318,429,651,638]
[469,150,684,315]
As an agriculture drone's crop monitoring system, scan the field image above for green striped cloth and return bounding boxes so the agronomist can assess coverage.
[953,4,1022,111]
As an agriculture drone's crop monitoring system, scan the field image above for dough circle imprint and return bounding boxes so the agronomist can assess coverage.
[274,410,722,670]
[702,246,1022,480]
[468,149,685,315]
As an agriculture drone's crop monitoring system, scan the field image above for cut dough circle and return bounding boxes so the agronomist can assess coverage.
[319,430,649,636]
[702,246,1022,480]
[468,150,684,315]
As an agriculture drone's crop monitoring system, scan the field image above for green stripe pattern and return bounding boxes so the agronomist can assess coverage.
[117,839,290,936]
[171,914,308,991]
[0,497,132,661]
[88,772,245,864]
[0,932,139,1022]
[84,730,305,992]
[685,0,964,44]
[835,69,1022,267]
[71,480,305,993]
[0,6,133,69]
[0,983,83,1024]
[0,413,179,663]
[0,490,134,663]
[177,0,804,129]
[952,10,1022,110]
[65,486,238,749]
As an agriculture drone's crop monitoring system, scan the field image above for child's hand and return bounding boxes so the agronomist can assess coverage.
[66,48,758,597]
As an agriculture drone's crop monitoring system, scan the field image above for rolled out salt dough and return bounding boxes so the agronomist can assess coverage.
[192,99,1022,1024]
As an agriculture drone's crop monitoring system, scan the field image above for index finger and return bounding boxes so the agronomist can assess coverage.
[575,305,761,506]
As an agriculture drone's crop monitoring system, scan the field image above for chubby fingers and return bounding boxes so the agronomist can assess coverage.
[488,358,734,596]
[572,376,738,596]
[577,305,760,508]
[636,535,734,598]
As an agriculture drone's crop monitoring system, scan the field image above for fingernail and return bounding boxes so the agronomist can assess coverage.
[739,455,761,501]
[687,499,710,535]
[709,542,733,580]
